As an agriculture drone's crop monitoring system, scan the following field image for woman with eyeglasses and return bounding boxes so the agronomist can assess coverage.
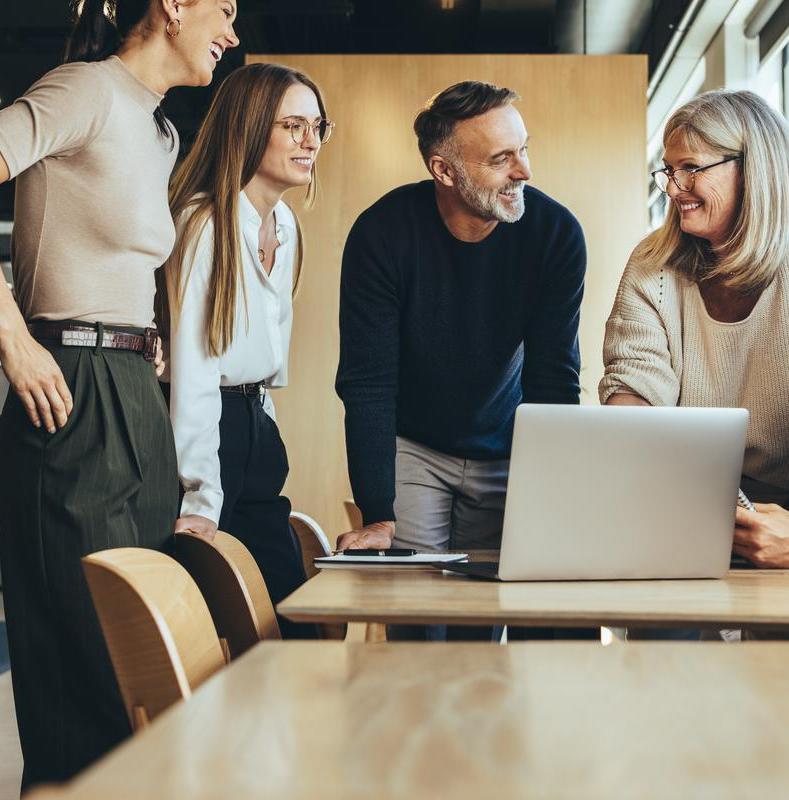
[161,63,332,635]
[600,90,789,567]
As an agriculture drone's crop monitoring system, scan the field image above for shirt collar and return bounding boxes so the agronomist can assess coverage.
[239,192,297,243]
[239,190,262,227]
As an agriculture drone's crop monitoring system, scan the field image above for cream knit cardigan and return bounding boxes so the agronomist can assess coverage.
[599,254,789,502]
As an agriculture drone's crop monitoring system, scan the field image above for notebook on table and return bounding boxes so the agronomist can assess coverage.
[315,553,469,569]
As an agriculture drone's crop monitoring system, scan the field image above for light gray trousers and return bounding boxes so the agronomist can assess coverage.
[392,436,509,552]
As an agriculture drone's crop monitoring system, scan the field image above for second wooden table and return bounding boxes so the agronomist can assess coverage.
[278,562,789,631]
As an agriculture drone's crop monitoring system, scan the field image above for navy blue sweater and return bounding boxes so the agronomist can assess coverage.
[336,180,586,525]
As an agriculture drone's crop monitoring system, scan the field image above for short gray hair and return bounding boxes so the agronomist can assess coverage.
[413,81,519,164]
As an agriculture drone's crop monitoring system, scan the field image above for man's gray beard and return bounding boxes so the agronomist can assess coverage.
[453,161,525,223]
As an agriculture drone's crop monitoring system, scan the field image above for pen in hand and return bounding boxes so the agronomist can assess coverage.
[737,489,755,512]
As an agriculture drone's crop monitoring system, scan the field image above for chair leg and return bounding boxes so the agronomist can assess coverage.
[364,623,387,643]
[219,638,232,663]
[343,623,367,642]
[132,705,150,732]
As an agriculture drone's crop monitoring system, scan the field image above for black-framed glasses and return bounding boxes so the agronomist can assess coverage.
[273,117,335,145]
[651,155,742,193]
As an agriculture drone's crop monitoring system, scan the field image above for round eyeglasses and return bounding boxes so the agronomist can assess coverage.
[651,155,742,193]
[273,117,335,145]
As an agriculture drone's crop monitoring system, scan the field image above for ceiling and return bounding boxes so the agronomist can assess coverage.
[226,0,688,58]
[0,1,694,110]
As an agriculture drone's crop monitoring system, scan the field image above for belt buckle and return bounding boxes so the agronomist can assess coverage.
[61,329,96,347]
[143,327,158,363]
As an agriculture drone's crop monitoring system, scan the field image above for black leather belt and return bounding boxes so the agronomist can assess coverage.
[29,321,158,362]
[220,381,267,397]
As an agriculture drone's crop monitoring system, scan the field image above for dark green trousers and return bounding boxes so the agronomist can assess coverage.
[0,340,178,790]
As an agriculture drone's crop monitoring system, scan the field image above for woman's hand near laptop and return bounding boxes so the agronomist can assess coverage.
[734,504,789,568]
[605,392,650,406]
[175,514,218,542]
[605,388,789,567]
[335,521,395,551]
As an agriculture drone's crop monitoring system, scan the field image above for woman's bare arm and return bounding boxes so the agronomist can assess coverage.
[0,151,73,431]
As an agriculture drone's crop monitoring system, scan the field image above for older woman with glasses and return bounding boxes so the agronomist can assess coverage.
[600,89,789,567]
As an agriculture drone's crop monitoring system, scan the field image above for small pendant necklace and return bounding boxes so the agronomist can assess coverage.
[258,214,277,265]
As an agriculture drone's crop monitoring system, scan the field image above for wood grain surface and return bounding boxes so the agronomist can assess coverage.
[278,565,789,630]
[64,640,789,799]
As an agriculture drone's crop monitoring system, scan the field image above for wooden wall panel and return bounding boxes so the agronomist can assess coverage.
[246,54,648,543]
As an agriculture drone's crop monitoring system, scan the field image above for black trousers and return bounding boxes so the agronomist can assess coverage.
[0,340,179,790]
[216,393,316,640]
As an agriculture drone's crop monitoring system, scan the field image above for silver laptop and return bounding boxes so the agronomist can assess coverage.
[444,405,748,581]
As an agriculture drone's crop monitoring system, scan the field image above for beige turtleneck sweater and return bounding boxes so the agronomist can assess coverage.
[600,255,789,504]
[0,55,178,327]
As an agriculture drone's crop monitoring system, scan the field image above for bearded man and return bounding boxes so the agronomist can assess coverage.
[335,81,587,600]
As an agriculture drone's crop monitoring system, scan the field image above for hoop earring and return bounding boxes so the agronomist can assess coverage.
[166,18,182,37]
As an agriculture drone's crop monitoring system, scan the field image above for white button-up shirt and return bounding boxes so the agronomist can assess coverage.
[169,191,296,524]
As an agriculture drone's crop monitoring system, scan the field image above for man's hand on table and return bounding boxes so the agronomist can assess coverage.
[335,521,395,551]
[734,504,789,568]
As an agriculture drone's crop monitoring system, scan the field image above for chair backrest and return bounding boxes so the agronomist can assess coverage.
[175,531,280,661]
[82,548,226,731]
[289,511,332,580]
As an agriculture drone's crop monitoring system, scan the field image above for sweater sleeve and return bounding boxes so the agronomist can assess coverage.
[335,212,399,525]
[598,257,680,406]
[169,217,224,524]
[521,211,586,404]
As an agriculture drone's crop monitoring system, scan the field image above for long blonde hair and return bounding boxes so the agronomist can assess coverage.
[163,63,327,357]
[636,90,789,293]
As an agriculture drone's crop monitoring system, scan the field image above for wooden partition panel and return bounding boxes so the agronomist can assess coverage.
[247,54,648,542]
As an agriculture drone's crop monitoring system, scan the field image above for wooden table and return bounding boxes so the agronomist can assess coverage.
[62,641,789,799]
[278,562,789,631]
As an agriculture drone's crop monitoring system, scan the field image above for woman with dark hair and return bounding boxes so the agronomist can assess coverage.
[161,63,333,637]
[0,0,238,788]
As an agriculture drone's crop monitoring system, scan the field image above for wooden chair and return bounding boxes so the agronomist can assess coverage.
[289,511,385,643]
[174,531,281,662]
[82,548,226,732]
